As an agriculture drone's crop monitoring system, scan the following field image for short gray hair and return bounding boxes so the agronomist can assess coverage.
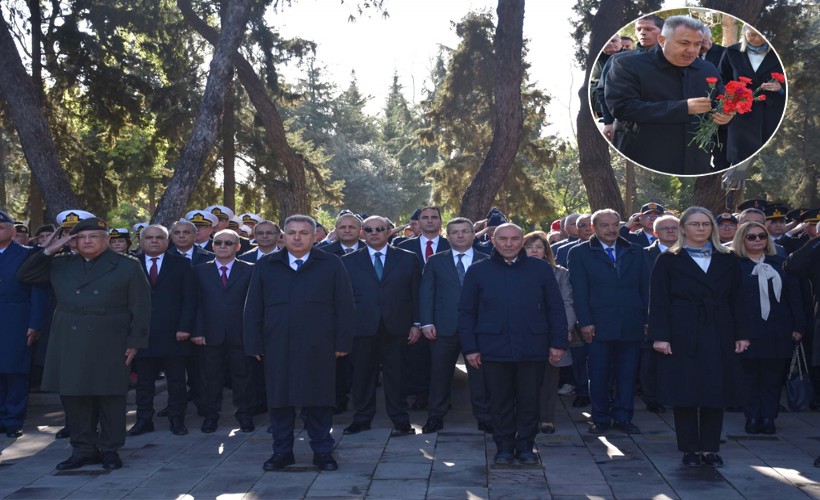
[139,224,169,240]
[591,209,621,226]
[661,16,706,39]
[284,214,317,232]
[171,219,196,232]
[653,215,679,232]
[213,229,239,243]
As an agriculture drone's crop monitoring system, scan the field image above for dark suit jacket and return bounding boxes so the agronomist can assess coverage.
[625,229,654,248]
[194,259,253,346]
[136,251,197,358]
[419,250,488,337]
[605,45,725,175]
[318,239,366,257]
[567,235,650,342]
[173,245,213,266]
[784,237,820,365]
[398,236,450,265]
[342,245,421,337]
[702,43,726,69]
[237,247,280,263]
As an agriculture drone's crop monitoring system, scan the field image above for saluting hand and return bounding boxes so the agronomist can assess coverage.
[42,229,74,255]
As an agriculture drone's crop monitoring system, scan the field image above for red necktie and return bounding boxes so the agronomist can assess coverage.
[425,240,433,262]
[149,257,158,285]
[220,266,228,288]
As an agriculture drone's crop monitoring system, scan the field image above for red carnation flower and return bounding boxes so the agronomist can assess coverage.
[705,77,718,85]
[771,72,786,83]
[739,76,753,85]
[757,94,767,101]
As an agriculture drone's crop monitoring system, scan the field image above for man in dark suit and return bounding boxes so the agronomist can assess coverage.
[18,217,151,471]
[418,217,491,433]
[187,210,218,253]
[171,219,213,265]
[625,202,664,248]
[550,213,580,254]
[342,215,422,437]
[238,221,281,263]
[128,224,197,437]
[700,26,725,68]
[191,229,255,434]
[568,209,650,435]
[0,211,48,438]
[555,213,593,268]
[605,16,734,175]
[244,215,355,472]
[460,223,568,465]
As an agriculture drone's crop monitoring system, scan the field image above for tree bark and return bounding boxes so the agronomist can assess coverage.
[458,0,524,222]
[574,0,627,215]
[222,79,236,210]
[702,0,766,24]
[152,0,252,226]
[27,0,44,229]
[177,0,310,218]
[0,12,78,222]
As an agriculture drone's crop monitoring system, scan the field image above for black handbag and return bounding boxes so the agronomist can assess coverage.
[786,342,815,412]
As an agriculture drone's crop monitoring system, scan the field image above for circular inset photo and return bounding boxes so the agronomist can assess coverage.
[588,9,787,177]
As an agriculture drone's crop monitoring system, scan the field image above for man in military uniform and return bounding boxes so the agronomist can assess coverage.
[17,217,151,471]
[188,210,218,252]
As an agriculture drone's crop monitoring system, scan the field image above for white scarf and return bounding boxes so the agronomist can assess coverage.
[751,258,782,320]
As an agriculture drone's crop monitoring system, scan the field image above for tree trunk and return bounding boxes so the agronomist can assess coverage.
[702,1,766,24]
[721,15,738,46]
[459,0,525,221]
[0,13,78,222]
[624,160,635,216]
[27,0,45,229]
[152,0,252,226]
[0,127,6,208]
[177,0,310,218]
[574,0,627,215]
[693,174,728,214]
[222,79,236,210]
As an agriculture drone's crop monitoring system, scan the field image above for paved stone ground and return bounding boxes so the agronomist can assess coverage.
[3,366,820,499]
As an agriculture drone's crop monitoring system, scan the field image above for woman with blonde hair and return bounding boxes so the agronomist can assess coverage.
[731,222,803,435]
[523,231,576,435]
[648,207,748,468]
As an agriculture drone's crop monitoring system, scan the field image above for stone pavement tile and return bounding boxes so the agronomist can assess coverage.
[487,466,547,486]
[488,483,551,499]
[426,485,489,499]
[332,444,385,464]
[308,469,372,491]
[378,449,434,464]
[372,461,431,479]
[366,478,428,499]
[433,439,487,459]
[548,483,614,497]
[430,459,486,487]
[542,464,607,485]
[6,487,78,499]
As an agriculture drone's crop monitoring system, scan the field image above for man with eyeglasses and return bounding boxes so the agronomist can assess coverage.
[191,229,255,434]
[626,202,664,247]
[342,216,422,437]
[170,219,213,266]
[128,224,197,438]
[715,213,739,245]
[18,217,150,471]
[556,213,593,268]
[239,221,281,263]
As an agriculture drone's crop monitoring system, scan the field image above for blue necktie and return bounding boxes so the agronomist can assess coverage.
[605,247,615,262]
[373,252,384,281]
[294,259,303,271]
[456,253,466,285]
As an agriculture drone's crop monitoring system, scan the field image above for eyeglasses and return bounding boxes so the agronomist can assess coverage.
[685,221,713,228]
[719,224,738,229]
[745,233,768,241]
[363,227,387,233]
[212,240,238,246]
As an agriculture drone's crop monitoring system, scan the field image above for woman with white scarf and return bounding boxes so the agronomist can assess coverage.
[732,221,804,435]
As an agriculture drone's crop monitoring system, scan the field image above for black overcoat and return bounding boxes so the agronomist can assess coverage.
[784,238,820,365]
[194,259,253,346]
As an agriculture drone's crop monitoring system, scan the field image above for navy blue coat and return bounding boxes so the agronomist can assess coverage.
[318,239,365,257]
[605,45,726,175]
[194,259,253,346]
[0,242,48,373]
[737,255,804,360]
[419,250,488,337]
[459,250,568,362]
[567,236,650,342]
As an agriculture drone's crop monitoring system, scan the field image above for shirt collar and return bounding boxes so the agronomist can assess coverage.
[215,258,236,271]
[288,252,310,266]
[367,245,387,257]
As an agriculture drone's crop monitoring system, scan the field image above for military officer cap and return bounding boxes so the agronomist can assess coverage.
[798,209,820,224]
[486,208,508,228]
[205,205,234,221]
[0,210,12,224]
[70,217,108,234]
[227,216,242,230]
[786,208,807,223]
[14,222,29,234]
[337,209,362,222]
[109,228,131,240]
[132,222,149,238]
[358,213,369,220]
[240,213,263,225]
[715,213,738,225]
[764,204,788,220]
[35,224,56,236]
[56,209,95,229]
[738,199,768,211]
[640,202,665,215]
[239,224,252,237]
[185,210,218,227]
[409,208,421,221]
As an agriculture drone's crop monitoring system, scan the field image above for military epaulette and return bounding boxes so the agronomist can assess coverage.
[113,251,141,263]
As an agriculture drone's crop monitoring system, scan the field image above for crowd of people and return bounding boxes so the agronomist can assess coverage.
[1,199,820,473]
[592,13,786,175]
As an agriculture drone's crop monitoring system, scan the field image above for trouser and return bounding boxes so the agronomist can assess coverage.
[741,358,788,420]
[483,360,544,454]
[335,355,352,409]
[639,345,660,406]
[269,406,334,454]
[570,343,589,398]
[0,373,29,428]
[198,344,253,420]
[61,394,126,456]
[350,324,409,425]
[466,355,492,425]
[186,353,203,411]
[673,406,724,453]
[538,364,560,423]
[134,356,188,421]
[587,340,640,425]
[427,335,461,419]
[403,336,431,401]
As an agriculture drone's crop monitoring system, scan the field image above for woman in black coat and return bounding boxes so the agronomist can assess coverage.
[732,222,804,435]
[718,25,786,165]
[649,207,748,468]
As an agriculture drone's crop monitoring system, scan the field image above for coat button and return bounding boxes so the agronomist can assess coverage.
[76,290,81,294]
[71,326,77,330]
[93,290,99,295]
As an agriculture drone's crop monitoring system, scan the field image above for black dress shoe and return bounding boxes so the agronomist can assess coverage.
[760,418,776,435]
[646,403,666,413]
[313,452,339,471]
[682,452,701,467]
[494,451,514,465]
[127,419,154,437]
[572,396,590,408]
[343,421,371,435]
[540,423,555,434]
[238,417,255,433]
[421,418,444,434]
[201,417,218,434]
[588,423,610,435]
[745,418,762,434]
[56,453,101,471]
[170,419,188,436]
[157,407,170,417]
[477,421,494,433]
[702,453,723,467]
[516,450,539,465]
[6,427,22,438]
[101,451,123,470]
[263,452,295,471]
[613,420,641,434]
[55,427,71,439]
[391,422,416,436]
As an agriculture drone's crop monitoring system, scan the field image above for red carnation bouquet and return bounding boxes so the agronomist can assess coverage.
[689,72,785,153]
